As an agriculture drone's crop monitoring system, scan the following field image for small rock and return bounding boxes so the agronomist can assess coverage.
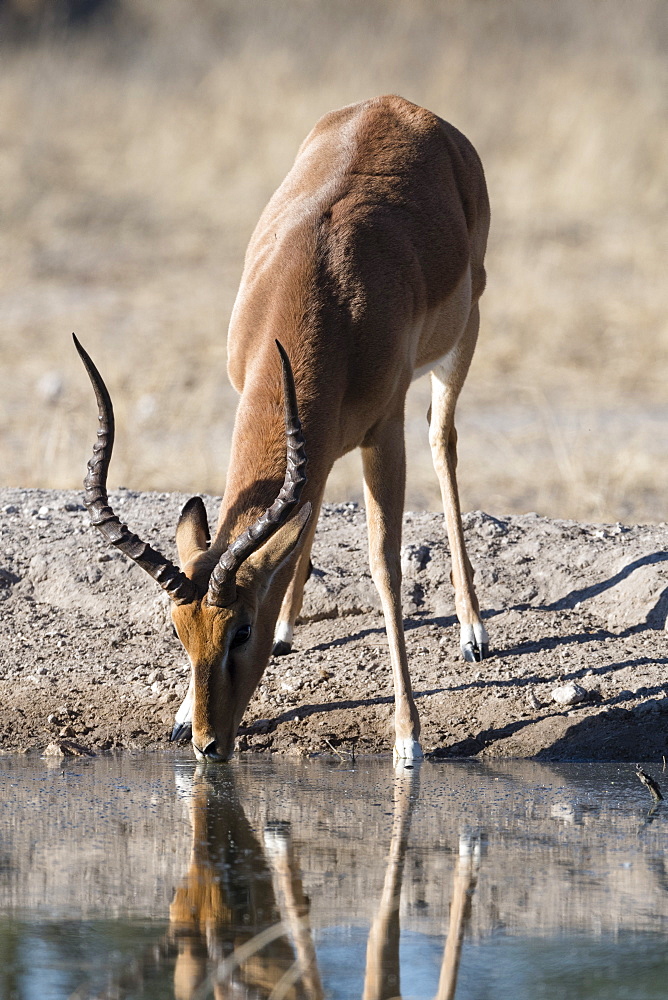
[146,670,164,685]
[551,683,587,707]
[3,505,18,514]
[36,371,63,404]
[527,689,542,710]
[43,740,94,758]
[47,714,60,725]
[400,544,431,575]
[59,725,76,738]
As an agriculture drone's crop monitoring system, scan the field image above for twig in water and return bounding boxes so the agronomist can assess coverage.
[324,738,355,763]
[635,764,664,802]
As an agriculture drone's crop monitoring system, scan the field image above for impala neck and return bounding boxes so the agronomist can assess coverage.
[213,351,328,554]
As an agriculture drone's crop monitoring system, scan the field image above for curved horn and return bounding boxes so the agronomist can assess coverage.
[207,340,307,607]
[73,334,197,605]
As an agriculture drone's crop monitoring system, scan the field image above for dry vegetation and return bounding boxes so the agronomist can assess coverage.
[0,0,666,521]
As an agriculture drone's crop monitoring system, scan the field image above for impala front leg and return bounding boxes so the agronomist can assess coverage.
[273,495,324,656]
[362,415,422,760]
[171,671,195,743]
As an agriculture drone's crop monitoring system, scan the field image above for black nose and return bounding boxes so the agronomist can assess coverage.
[202,740,223,761]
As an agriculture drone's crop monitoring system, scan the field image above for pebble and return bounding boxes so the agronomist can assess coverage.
[43,740,94,758]
[400,544,431,574]
[527,689,542,710]
[551,683,587,706]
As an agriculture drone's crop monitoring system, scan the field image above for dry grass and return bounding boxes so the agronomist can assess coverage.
[0,0,666,522]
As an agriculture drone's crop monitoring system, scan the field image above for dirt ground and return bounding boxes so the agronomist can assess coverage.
[0,487,666,762]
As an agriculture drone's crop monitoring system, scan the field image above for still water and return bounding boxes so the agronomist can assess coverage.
[0,753,666,1000]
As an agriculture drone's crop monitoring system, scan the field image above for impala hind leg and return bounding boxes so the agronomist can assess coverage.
[429,305,489,662]
[273,496,323,655]
[362,416,422,759]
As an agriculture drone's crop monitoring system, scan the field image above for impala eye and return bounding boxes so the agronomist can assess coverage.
[231,624,252,648]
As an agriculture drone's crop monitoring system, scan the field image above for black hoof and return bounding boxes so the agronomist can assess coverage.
[272,640,292,656]
[170,722,192,742]
[462,641,489,663]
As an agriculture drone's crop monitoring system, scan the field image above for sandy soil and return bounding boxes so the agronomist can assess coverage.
[0,488,666,762]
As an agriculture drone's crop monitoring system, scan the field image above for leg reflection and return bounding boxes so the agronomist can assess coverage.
[361,765,483,1000]
[264,821,324,1000]
[363,763,421,1000]
[435,829,482,1000]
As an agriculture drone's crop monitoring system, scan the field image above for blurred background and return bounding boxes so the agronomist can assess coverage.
[0,0,666,522]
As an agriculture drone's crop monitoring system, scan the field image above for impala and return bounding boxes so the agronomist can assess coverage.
[76,94,490,762]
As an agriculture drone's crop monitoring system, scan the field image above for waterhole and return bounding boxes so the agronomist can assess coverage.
[0,753,666,999]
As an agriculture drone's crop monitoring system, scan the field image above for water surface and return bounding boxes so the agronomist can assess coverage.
[0,753,666,999]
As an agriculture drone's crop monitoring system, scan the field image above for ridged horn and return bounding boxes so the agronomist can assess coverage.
[207,340,307,607]
[73,334,198,605]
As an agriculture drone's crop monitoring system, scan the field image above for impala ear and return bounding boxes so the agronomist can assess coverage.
[176,496,210,569]
[247,502,312,590]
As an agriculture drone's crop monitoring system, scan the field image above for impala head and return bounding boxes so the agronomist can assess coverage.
[73,334,309,762]
[170,497,310,761]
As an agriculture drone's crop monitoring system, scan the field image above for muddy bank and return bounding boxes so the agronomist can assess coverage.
[0,488,666,761]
